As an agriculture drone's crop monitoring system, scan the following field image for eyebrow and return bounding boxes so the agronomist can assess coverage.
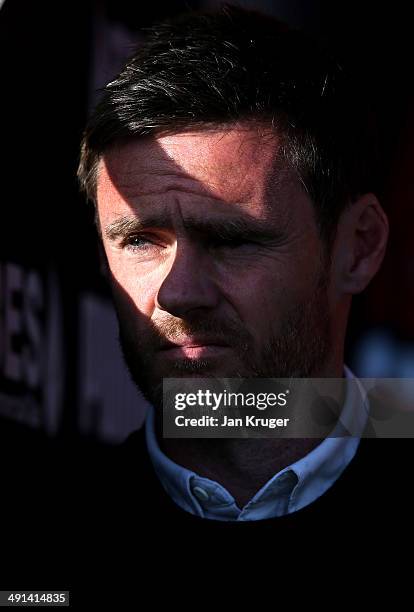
[104,213,279,243]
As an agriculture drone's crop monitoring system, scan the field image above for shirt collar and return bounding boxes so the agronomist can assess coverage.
[145,366,367,521]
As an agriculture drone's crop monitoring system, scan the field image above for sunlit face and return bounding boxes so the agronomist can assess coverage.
[96,125,335,410]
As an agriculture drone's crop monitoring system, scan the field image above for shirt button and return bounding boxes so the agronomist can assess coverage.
[192,486,210,502]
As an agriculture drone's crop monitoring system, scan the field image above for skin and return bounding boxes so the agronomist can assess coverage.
[96,124,389,507]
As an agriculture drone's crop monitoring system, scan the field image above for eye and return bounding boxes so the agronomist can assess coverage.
[123,234,161,253]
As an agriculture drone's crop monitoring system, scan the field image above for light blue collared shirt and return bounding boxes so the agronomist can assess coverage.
[145,367,368,521]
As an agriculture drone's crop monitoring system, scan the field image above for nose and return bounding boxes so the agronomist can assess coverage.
[155,238,220,317]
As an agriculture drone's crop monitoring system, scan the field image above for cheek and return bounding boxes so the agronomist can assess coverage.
[221,271,284,332]
[106,255,160,318]
[226,263,315,331]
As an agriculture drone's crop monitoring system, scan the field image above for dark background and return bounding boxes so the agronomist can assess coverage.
[1,0,413,442]
[0,0,413,598]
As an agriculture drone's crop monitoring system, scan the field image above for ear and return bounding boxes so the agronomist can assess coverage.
[332,193,389,295]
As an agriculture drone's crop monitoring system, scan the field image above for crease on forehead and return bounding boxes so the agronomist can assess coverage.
[100,158,240,203]
[98,127,296,218]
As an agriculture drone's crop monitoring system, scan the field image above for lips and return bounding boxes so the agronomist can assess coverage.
[159,337,230,350]
[158,336,232,361]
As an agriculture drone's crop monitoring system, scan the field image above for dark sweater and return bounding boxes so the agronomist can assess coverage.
[1,420,412,603]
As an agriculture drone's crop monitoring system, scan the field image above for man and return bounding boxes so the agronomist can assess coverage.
[77,6,390,524]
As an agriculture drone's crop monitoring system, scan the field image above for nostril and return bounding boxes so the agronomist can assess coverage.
[155,274,220,317]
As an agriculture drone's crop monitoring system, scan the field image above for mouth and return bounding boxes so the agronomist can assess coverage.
[159,338,231,359]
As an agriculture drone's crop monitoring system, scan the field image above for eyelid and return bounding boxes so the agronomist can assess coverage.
[215,236,251,244]
[121,230,170,246]
[213,232,258,243]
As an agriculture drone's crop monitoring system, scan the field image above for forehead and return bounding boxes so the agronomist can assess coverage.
[97,126,301,222]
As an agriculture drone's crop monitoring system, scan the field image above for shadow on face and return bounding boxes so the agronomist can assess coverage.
[95,125,336,411]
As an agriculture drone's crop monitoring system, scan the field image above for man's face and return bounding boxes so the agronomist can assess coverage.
[96,126,335,409]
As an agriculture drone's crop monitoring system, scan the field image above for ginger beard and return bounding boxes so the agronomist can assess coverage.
[115,263,332,413]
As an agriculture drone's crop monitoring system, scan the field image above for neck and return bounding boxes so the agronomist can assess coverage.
[158,360,345,508]
[159,436,322,508]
